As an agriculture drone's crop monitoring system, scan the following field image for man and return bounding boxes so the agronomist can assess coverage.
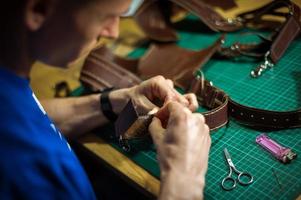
[0,0,211,199]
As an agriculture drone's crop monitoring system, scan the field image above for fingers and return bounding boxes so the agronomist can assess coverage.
[134,96,158,114]
[154,103,171,128]
[138,76,199,114]
[148,76,189,106]
[155,101,183,121]
[184,93,199,112]
[193,112,205,123]
[155,101,192,128]
[149,117,165,147]
[166,79,174,88]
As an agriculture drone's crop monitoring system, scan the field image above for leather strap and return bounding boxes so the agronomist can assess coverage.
[139,35,225,89]
[201,0,237,11]
[134,0,242,42]
[135,0,178,42]
[237,0,296,30]
[135,0,301,67]
[169,0,242,32]
[80,35,224,92]
[80,46,141,92]
[189,75,301,130]
[270,11,301,63]
[115,99,153,140]
[219,1,301,64]
[188,77,229,130]
[217,33,272,59]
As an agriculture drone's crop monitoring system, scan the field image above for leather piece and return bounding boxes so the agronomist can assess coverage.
[138,35,225,89]
[228,99,301,129]
[216,1,301,63]
[235,1,301,63]
[188,78,229,130]
[80,46,141,92]
[270,11,301,62]
[134,0,178,42]
[115,99,153,140]
[81,35,224,92]
[218,42,269,59]
[169,0,242,32]
[134,0,241,42]
[189,74,301,130]
[237,0,294,30]
[201,0,237,10]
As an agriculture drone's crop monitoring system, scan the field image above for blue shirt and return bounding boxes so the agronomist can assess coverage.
[0,67,96,200]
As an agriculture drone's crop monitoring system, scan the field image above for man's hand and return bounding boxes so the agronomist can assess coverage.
[149,102,211,200]
[110,75,198,114]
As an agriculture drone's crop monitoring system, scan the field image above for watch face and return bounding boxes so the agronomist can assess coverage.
[122,0,144,17]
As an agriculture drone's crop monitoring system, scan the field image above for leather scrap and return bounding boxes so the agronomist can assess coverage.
[80,45,141,92]
[138,35,225,89]
[135,0,178,42]
[115,99,153,140]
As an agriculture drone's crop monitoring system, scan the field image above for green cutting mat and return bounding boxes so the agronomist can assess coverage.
[83,16,301,199]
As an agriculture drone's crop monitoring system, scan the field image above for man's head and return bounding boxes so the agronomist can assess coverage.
[0,0,132,71]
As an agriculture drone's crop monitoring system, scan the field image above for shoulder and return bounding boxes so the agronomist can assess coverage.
[0,80,96,199]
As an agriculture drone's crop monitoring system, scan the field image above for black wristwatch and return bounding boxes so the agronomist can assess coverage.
[100,89,118,122]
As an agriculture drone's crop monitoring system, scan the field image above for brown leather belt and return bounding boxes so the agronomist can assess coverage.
[188,76,301,130]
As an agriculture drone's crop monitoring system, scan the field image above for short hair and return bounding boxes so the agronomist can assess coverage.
[0,0,94,67]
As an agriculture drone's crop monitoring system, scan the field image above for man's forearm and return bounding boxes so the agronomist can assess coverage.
[41,94,104,138]
[40,88,130,138]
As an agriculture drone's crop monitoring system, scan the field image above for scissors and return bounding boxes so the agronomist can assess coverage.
[221,148,254,191]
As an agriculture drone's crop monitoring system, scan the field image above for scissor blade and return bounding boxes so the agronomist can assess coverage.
[224,148,231,160]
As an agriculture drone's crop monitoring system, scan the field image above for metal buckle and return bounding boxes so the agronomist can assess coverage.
[250,51,274,78]
[118,135,131,152]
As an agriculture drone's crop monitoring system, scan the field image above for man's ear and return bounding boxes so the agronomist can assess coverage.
[25,0,53,31]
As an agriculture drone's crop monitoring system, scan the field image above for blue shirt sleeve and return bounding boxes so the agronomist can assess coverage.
[0,67,96,200]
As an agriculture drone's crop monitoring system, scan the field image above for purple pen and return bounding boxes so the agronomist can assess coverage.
[256,134,297,163]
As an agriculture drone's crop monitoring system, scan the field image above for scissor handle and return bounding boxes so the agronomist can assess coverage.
[238,172,254,185]
[221,176,236,191]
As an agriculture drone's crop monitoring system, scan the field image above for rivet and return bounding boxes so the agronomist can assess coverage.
[231,109,235,112]
[240,112,244,116]
[250,115,254,118]
[261,117,265,120]
[286,119,289,122]
[273,119,277,122]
